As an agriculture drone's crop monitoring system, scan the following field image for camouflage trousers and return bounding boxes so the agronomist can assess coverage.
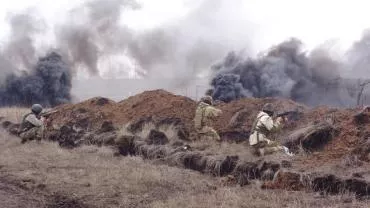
[196,126,221,141]
[251,140,284,156]
[19,126,44,144]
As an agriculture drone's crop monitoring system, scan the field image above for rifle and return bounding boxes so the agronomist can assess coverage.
[40,110,59,118]
[274,110,303,122]
[275,110,298,118]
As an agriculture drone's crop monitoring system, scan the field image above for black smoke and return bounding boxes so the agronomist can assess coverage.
[209,38,363,107]
[0,52,72,107]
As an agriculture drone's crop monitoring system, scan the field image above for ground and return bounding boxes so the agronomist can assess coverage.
[0,94,369,208]
[0,131,369,208]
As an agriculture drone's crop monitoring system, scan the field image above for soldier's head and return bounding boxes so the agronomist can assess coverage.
[201,96,213,105]
[31,104,43,115]
[262,103,274,116]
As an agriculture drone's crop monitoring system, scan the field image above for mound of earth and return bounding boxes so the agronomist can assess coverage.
[2,89,369,166]
[43,90,197,145]
[48,90,196,129]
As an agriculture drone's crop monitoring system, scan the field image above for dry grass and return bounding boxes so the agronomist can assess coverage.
[0,107,29,123]
[0,131,369,208]
[0,108,369,207]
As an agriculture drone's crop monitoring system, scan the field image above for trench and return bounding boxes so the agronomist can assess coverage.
[116,136,370,197]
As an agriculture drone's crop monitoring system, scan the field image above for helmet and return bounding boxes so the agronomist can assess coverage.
[201,96,213,105]
[262,103,274,114]
[31,104,43,115]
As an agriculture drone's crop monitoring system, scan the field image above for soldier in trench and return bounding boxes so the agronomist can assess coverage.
[18,104,45,144]
[194,96,222,141]
[249,103,293,156]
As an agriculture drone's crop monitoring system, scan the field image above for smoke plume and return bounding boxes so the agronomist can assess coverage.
[209,38,369,107]
[56,0,139,75]
[56,0,252,85]
[0,11,72,107]
[1,0,370,107]
[3,11,46,70]
[0,52,72,107]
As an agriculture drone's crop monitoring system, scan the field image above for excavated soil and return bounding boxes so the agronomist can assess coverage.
[4,89,368,163]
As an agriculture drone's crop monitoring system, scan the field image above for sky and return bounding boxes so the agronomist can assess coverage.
[0,0,369,51]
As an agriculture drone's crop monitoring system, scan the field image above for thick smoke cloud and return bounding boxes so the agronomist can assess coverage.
[1,0,370,107]
[126,0,252,87]
[0,52,72,107]
[56,0,139,75]
[55,0,252,87]
[3,11,46,70]
[209,38,369,107]
[0,12,72,107]
[347,30,370,79]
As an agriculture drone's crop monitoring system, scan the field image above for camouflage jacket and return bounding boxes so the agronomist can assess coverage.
[19,113,43,133]
[194,102,222,130]
[249,111,282,146]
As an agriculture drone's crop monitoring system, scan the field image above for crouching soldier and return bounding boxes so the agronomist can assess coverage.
[194,96,222,141]
[19,104,45,144]
[249,103,293,156]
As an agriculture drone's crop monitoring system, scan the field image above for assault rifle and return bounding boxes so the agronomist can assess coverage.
[40,110,59,118]
[275,110,298,118]
[274,109,303,122]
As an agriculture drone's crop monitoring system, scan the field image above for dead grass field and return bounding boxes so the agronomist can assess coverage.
[0,108,369,207]
[0,108,28,123]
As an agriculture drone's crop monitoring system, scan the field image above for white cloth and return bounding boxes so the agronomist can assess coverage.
[249,111,281,146]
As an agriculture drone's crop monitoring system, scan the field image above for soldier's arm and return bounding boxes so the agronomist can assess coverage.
[261,116,281,131]
[208,106,222,118]
[25,114,43,127]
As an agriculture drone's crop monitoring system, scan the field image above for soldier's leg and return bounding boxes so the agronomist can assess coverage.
[262,141,285,155]
[35,126,44,142]
[252,141,268,156]
[19,128,38,144]
[208,128,221,141]
[262,146,282,155]
[198,126,220,141]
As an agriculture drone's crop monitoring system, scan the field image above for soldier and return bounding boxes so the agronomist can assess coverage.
[249,103,293,156]
[194,96,222,141]
[19,104,45,144]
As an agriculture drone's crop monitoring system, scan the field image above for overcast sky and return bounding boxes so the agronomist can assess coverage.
[0,0,369,52]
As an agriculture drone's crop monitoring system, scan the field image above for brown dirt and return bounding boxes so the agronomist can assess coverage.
[47,91,306,137]
[47,90,197,134]
[7,89,370,167]
[295,107,369,166]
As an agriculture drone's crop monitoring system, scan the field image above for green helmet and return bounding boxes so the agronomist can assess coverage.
[201,96,213,105]
[31,104,43,115]
[262,103,274,114]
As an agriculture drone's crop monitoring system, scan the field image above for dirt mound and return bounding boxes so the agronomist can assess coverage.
[297,107,369,164]
[43,90,197,144]
[47,90,196,132]
[2,89,368,164]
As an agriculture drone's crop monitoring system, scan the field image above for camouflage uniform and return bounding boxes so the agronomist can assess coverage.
[194,101,222,141]
[19,113,44,143]
[249,111,284,156]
